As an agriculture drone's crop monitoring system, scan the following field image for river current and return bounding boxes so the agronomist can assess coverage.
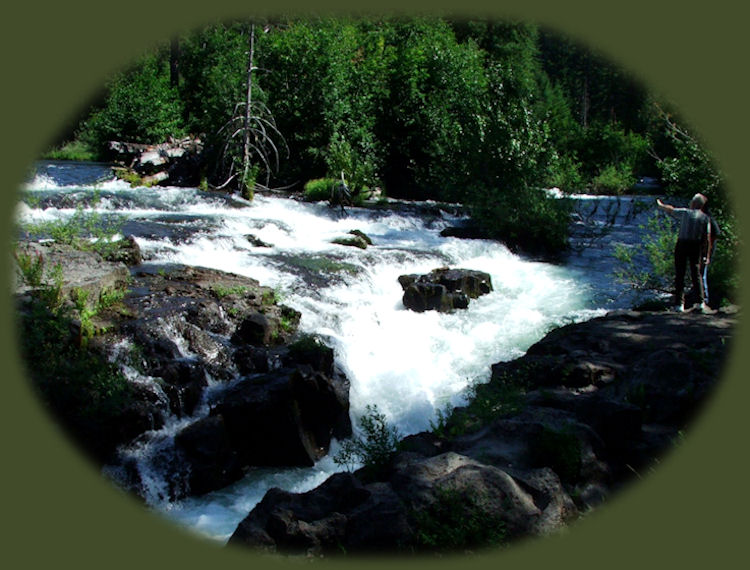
[16,160,656,542]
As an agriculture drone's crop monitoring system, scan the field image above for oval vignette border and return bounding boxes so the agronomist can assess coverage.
[1,1,747,570]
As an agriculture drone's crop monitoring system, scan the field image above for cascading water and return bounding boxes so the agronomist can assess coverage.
[17,161,657,542]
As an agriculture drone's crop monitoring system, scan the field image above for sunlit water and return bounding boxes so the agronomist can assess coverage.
[17,161,655,542]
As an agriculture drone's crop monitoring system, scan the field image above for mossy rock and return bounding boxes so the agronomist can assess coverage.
[332,236,368,249]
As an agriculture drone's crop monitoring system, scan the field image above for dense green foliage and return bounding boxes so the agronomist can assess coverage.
[53,15,732,256]
[615,206,738,307]
[79,52,185,149]
[15,253,135,462]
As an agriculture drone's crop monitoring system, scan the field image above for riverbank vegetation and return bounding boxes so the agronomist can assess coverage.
[15,249,136,462]
[43,15,735,273]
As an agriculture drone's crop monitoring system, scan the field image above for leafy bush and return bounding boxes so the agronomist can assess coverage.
[211,284,250,299]
[334,404,400,479]
[547,154,584,192]
[650,109,738,306]
[303,178,337,202]
[528,424,582,482]
[576,120,651,182]
[287,334,326,358]
[613,211,675,297]
[437,367,529,437]
[469,184,573,255]
[14,250,45,288]
[702,216,739,306]
[325,133,381,192]
[19,294,135,461]
[655,110,727,213]
[614,209,738,307]
[43,140,97,162]
[412,485,507,552]
[589,163,636,195]
[22,204,124,259]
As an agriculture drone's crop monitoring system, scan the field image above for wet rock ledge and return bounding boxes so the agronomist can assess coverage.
[228,306,738,556]
[13,239,351,499]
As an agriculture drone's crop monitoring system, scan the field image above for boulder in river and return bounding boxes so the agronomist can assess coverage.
[398,267,493,313]
[176,361,351,495]
[227,306,737,555]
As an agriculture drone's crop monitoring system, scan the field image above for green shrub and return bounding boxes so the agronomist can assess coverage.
[547,154,584,192]
[42,140,97,162]
[703,216,740,306]
[15,252,66,314]
[19,297,135,461]
[412,485,507,552]
[78,52,185,154]
[278,305,300,333]
[325,133,382,192]
[334,404,400,479]
[576,121,651,181]
[260,288,281,305]
[303,178,337,202]
[589,163,636,195]
[613,211,675,297]
[287,333,326,357]
[655,109,727,213]
[211,284,250,299]
[446,371,528,436]
[528,424,582,482]
[23,205,124,259]
[469,184,573,255]
[14,250,45,288]
[613,209,738,307]
[113,167,154,188]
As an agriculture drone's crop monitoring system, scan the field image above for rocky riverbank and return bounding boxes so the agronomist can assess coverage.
[228,305,737,556]
[12,236,738,555]
[14,238,351,499]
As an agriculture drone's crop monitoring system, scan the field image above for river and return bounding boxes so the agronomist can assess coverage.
[17,160,656,543]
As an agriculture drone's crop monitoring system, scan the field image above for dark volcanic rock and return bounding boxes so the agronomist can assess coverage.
[174,363,351,496]
[14,241,351,494]
[398,267,492,312]
[231,312,273,345]
[245,233,273,248]
[228,307,737,556]
[228,472,411,555]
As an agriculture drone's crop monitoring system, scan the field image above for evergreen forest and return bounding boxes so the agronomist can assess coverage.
[47,15,734,262]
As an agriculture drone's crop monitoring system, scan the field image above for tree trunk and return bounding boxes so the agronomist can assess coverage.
[242,23,256,198]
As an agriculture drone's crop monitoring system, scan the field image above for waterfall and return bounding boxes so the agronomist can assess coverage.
[17,162,655,542]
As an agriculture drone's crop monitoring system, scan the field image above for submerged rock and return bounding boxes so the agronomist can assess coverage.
[245,233,273,248]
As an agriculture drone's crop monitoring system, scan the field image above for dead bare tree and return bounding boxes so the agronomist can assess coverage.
[215,22,288,198]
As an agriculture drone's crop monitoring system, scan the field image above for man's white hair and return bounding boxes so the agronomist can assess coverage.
[690,193,707,208]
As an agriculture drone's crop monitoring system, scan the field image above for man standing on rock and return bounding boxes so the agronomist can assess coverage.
[656,193,711,313]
